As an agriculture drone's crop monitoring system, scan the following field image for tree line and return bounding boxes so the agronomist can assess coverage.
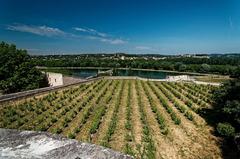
[32,55,240,76]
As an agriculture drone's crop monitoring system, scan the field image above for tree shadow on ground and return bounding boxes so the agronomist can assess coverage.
[199,108,239,159]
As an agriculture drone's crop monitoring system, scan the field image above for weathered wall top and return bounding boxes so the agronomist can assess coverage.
[0,128,133,159]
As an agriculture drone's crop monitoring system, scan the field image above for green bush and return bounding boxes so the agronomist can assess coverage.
[54,127,62,134]
[217,122,235,137]
[124,143,135,156]
[125,121,132,130]
[68,133,76,139]
[74,127,80,133]
[185,111,194,121]
[51,117,57,123]
[125,133,133,142]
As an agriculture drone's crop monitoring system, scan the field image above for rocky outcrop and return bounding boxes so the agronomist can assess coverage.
[0,128,133,159]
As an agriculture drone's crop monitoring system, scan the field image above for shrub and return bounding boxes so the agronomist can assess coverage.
[186,100,193,108]
[35,109,42,115]
[62,121,68,127]
[54,127,62,134]
[65,117,71,123]
[124,143,135,156]
[217,122,235,137]
[51,117,57,123]
[36,125,47,131]
[61,110,66,115]
[16,119,24,127]
[125,133,133,142]
[161,127,169,135]
[125,121,132,130]
[171,113,181,125]
[185,111,194,121]
[74,127,80,133]
[26,104,34,111]
[68,133,76,139]
[5,108,17,117]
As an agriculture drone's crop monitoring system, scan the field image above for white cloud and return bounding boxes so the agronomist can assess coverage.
[6,24,127,45]
[135,46,158,52]
[74,27,107,37]
[108,39,126,44]
[74,27,88,32]
[135,46,151,50]
[87,36,127,45]
[6,24,66,37]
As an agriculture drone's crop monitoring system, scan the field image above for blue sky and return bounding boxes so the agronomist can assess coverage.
[1,0,240,54]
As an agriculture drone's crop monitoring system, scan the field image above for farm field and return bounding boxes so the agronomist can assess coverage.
[0,79,221,158]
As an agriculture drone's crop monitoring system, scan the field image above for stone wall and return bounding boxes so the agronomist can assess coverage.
[0,128,133,159]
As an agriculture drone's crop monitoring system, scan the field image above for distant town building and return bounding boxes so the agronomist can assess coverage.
[120,56,125,60]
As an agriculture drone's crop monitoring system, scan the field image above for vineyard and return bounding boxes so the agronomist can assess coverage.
[0,79,222,158]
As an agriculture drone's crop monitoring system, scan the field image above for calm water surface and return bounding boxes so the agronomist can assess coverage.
[45,68,188,79]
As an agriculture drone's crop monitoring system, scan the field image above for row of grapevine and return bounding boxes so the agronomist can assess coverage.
[63,80,114,139]
[0,81,97,129]
[33,80,107,133]
[147,82,181,125]
[135,80,156,159]
[88,81,120,141]
[101,80,125,148]
[162,82,199,112]
[28,80,107,134]
[141,81,169,135]
[156,83,194,122]
[30,82,99,131]
[169,82,210,108]
[124,81,135,156]
[183,83,213,99]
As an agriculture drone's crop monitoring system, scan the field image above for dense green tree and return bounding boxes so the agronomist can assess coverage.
[200,63,211,73]
[212,75,240,152]
[0,42,48,94]
[208,71,240,156]
[217,122,235,137]
[213,79,240,127]
[231,66,240,78]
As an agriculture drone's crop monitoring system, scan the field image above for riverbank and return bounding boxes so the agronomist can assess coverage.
[37,66,226,76]
[38,66,230,83]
